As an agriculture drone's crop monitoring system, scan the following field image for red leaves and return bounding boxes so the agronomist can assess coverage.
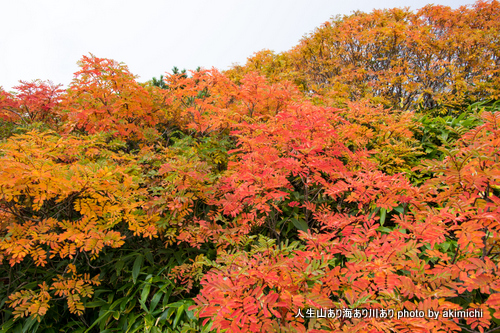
[194,98,500,331]
[0,80,63,125]
[193,244,334,332]
[2,28,500,331]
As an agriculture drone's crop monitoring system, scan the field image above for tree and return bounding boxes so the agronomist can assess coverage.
[60,54,169,143]
[0,80,63,125]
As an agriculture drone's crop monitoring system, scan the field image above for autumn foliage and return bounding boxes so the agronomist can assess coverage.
[228,0,500,112]
[0,80,63,125]
[1,1,500,333]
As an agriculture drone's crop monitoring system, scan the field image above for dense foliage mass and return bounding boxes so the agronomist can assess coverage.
[1,1,500,332]
[228,0,500,113]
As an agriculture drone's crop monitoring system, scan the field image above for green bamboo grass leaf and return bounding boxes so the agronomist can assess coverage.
[140,283,151,309]
[132,255,144,284]
[173,304,185,329]
[291,218,308,232]
[380,208,387,226]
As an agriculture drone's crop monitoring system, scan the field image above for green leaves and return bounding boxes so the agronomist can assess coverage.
[291,218,309,232]
[2,3,500,331]
[132,256,143,285]
[379,208,387,226]
[74,245,204,333]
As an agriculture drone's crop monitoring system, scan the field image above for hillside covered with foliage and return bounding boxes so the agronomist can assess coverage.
[1,1,500,332]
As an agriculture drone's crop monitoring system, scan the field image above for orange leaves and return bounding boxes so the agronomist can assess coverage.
[238,72,298,119]
[0,130,160,319]
[8,282,51,321]
[50,264,100,315]
[323,170,412,213]
[60,54,168,141]
[233,1,500,111]
[464,303,492,333]
[2,36,500,332]
[211,99,353,235]
[164,68,302,138]
[333,102,421,175]
[165,68,238,135]
[193,241,334,333]
[486,293,500,319]
[8,265,101,321]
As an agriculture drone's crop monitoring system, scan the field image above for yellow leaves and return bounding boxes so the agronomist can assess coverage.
[66,294,84,315]
[0,236,33,266]
[96,165,113,179]
[126,213,159,239]
[47,264,101,316]
[55,243,77,259]
[30,245,48,266]
[0,131,158,325]
[233,1,500,112]
[8,282,51,322]
[74,197,100,217]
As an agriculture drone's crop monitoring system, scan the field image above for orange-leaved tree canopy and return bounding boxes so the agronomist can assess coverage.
[227,0,500,112]
[60,54,170,142]
[0,130,159,320]
[1,1,500,331]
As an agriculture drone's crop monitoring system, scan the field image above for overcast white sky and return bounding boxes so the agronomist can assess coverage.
[1,0,477,91]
